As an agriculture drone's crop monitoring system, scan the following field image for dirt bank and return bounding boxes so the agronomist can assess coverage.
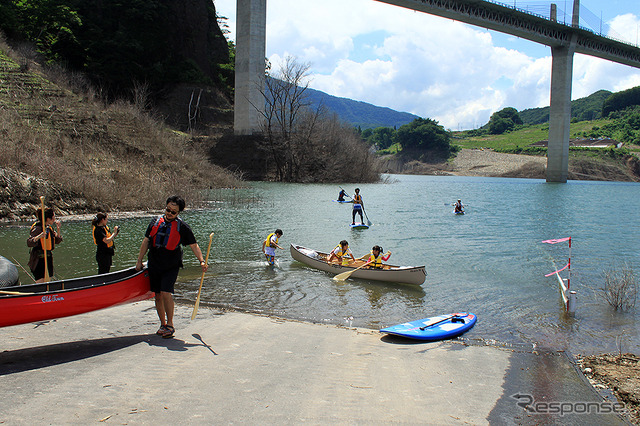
[383,148,640,181]
[579,353,640,424]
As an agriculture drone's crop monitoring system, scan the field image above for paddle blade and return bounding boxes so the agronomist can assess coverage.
[333,270,353,281]
[191,298,201,320]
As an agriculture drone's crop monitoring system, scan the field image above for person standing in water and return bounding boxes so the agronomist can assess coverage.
[135,195,208,339]
[262,229,284,266]
[27,207,63,283]
[92,212,120,274]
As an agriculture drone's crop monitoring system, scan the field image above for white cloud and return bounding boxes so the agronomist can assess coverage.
[216,0,640,129]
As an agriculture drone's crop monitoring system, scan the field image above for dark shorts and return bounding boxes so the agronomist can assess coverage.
[148,267,180,294]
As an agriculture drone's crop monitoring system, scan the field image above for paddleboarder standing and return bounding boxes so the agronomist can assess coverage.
[351,188,364,225]
[135,195,208,339]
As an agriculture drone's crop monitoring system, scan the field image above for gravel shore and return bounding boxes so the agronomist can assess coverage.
[450,149,547,177]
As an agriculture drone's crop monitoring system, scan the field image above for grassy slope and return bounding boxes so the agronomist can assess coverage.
[0,45,240,213]
[452,120,615,150]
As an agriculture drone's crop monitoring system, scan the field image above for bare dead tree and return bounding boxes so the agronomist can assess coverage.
[254,55,380,182]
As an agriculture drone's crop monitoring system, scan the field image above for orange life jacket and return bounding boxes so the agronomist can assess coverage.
[149,216,182,250]
[31,222,53,251]
[92,225,114,248]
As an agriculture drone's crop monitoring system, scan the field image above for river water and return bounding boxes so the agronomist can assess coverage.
[1,174,638,356]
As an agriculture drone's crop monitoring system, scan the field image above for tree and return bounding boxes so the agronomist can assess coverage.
[393,118,452,155]
[487,107,522,134]
[369,127,394,150]
[256,56,379,182]
[258,56,314,181]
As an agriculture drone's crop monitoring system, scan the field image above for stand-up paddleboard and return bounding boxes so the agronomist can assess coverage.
[333,199,351,203]
[350,223,369,230]
[453,210,465,215]
[380,312,476,341]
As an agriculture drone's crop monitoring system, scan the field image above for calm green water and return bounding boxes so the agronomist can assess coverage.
[1,175,639,355]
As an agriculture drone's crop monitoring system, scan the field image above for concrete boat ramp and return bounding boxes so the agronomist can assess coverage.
[0,301,628,424]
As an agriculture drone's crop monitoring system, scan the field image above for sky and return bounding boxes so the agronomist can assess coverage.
[214,0,640,130]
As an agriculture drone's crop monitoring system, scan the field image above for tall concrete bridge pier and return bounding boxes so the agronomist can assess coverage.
[546,0,580,183]
[234,0,266,135]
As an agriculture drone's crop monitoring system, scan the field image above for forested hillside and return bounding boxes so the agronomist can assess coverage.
[304,87,420,129]
[0,0,233,101]
[519,90,612,125]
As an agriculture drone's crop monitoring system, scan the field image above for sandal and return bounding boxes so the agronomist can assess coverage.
[156,325,167,335]
[162,325,175,339]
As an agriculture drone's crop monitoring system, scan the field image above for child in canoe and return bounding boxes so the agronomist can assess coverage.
[358,245,391,269]
[327,240,356,266]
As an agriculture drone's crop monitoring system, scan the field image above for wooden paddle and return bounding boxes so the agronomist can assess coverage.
[40,196,50,283]
[191,232,214,320]
[11,256,36,283]
[0,290,34,295]
[419,314,463,330]
[333,259,374,282]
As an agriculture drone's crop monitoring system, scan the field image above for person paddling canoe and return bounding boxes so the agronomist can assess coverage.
[358,245,391,269]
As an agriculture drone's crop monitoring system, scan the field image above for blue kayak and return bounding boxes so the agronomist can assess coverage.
[380,312,476,341]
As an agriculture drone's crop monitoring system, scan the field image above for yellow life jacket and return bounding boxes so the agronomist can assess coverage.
[265,233,279,248]
[333,245,351,266]
[31,222,53,251]
[92,225,114,248]
[368,251,383,268]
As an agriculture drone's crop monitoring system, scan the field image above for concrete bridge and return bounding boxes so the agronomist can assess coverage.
[234,0,640,182]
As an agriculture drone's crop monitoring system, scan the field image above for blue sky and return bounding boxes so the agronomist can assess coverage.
[214,0,640,130]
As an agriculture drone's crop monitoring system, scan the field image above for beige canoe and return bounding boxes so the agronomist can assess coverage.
[290,244,426,285]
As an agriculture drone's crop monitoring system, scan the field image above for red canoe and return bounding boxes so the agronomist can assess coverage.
[0,267,152,328]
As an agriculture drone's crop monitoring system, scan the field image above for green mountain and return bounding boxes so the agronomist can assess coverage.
[304,86,421,130]
[519,90,612,125]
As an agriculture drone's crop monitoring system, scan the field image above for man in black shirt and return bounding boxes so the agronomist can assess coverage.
[136,195,208,338]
